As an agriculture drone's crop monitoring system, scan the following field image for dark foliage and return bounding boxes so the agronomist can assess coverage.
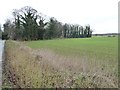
[2,6,93,40]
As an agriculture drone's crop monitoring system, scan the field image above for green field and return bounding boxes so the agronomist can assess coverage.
[26,36,118,87]
[3,36,118,88]
[26,36,118,62]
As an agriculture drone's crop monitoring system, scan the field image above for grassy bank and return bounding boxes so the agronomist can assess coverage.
[3,37,118,88]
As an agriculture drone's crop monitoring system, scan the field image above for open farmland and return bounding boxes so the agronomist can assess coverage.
[3,36,118,88]
[27,36,118,59]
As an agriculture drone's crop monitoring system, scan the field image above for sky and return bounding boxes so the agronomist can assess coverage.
[0,0,118,34]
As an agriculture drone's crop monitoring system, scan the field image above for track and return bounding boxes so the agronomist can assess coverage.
[0,40,5,87]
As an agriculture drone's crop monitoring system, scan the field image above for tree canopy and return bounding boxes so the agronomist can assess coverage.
[2,6,93,40]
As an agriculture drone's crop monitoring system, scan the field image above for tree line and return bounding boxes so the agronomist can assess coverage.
[0,24,2,39]
[1,6,93,40]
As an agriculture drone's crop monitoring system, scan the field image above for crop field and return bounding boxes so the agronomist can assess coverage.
[3,36,118,88]
[27,36,118,59]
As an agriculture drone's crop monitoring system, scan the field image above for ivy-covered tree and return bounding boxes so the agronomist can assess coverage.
[3,19,15,40]
[37,16,47,40]
[45,17,63,39]
[63,23,68,38]
[13,6,47,40]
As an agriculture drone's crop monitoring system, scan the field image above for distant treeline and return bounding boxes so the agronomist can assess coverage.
[1,6,93,41]
[93,33,119,36]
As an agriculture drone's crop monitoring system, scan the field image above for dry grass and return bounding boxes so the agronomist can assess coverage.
[2,40,118,88]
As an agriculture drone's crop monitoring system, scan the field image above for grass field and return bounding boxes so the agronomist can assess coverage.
[27,36,118,59]
[3,36,118,88]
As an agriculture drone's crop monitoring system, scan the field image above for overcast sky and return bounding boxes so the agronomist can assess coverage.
[0,0,118,34]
